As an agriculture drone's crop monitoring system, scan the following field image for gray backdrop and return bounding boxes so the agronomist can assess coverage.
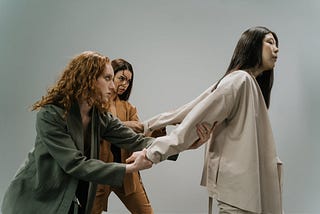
[0,0,319,213]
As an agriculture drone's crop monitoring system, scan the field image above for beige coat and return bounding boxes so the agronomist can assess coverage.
[144,70,283,214]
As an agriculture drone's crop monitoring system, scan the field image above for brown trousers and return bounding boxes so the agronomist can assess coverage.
[91,140,153,214]
[91,124,165,214]
[91,173,153,214]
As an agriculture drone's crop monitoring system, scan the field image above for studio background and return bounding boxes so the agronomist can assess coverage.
[0,0,319,213]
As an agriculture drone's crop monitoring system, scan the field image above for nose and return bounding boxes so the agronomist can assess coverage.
[109,80,115,90]
[274,45,279,53]
[121,79,130,86]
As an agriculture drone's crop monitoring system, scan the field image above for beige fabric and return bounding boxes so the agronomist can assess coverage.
[217,200,258,214]
[145,70,283,214]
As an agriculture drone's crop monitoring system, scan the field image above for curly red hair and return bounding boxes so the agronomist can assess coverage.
[32,51,111,116]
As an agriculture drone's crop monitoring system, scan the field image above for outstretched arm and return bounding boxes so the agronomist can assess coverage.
[143,84,216,136]
[125,148,153,173]
[145,71,250,163]
[126,122,214,164]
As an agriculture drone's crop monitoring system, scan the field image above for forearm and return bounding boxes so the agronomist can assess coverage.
[143,84,215,134]
[101,113,154,151]
[145,88,231,163]
[146,126,198,163]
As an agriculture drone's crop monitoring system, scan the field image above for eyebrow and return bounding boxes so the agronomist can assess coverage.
[120,74,131,81]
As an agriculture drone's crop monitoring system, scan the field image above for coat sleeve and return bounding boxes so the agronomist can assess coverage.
[143,83,217,135]
[146,71,249,163]
[100,113,154,151]
[36,107,126,186]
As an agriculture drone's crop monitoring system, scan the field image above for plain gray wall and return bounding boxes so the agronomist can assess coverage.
[1,0,319,213]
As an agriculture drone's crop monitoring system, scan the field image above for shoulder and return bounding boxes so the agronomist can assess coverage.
[219,70,255,90]
[118,99,137,111]
[119,99,135,107]
[37,104,65,121]
[225,70,252,82]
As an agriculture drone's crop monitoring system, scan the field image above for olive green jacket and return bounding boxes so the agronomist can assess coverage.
[1,103,153,214]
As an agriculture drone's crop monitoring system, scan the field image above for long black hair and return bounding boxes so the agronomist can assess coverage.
[213,26,278,108]
[111,58,134,101]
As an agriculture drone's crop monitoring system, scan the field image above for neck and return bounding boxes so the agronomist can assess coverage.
[78,100,92,118]
[247,67,264,78]
[110,92,118,102]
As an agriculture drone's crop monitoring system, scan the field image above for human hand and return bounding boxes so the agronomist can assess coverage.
[146,127,167,137]
[188,121,217,150]
[125,149,153,173]
[123,121,144,133]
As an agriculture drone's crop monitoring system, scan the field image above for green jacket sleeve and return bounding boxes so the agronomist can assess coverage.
[100,112,154,151]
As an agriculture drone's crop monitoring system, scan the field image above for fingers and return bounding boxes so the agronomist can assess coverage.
[196,123,210,139]
[196,121,218,142]
[135,149,153,170]
[197,121,218,136]
[191,121,218,150]
[149,127,167,137]
[125,149,153,172]
[199,123,209,135]
[196,125,204,138]
[134,122,144,133]
[126,153,136,163]
[141,148,147,156]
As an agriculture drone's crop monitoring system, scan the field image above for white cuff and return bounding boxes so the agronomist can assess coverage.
[146,148,161,164]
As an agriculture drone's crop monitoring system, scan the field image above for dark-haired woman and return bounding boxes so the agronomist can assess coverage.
[92,59,155,214]
[134,26,283,214]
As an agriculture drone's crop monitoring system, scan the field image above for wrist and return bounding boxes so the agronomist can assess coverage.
[125,163,136,174]
[145,152,152,163]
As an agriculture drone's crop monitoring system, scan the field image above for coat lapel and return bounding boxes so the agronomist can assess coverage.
[66,104,102,214]
[66,103,84,152]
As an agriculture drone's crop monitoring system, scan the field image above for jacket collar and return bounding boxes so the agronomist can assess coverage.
[66,102,84,152]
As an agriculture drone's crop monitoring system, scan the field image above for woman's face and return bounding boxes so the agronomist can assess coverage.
[261,33,279,70]
[113,70,132,95]
[95,64,115,102]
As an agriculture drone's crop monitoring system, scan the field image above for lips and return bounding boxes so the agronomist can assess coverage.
[117,87,126,93]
